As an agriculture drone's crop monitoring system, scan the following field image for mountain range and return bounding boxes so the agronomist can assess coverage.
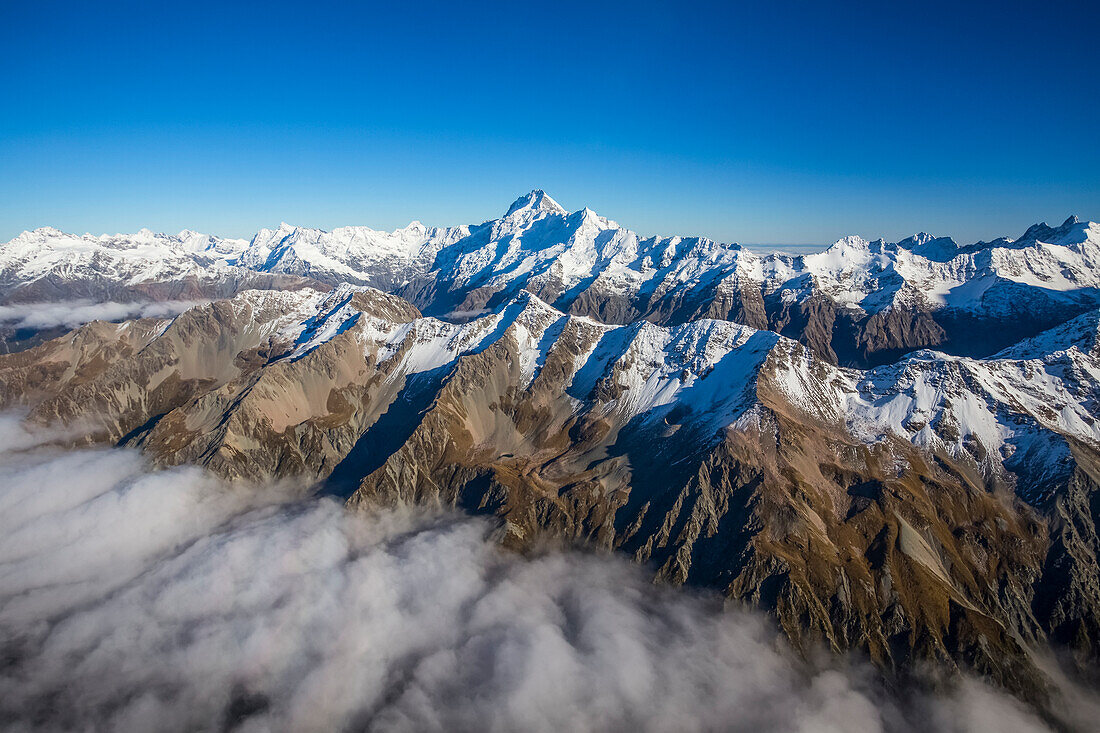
[2,192,1099,720]
[5,191,1099,365]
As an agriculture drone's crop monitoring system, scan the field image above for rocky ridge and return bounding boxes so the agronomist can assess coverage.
[2,285,1099,720]
[5,194,1099,367]
[4,194,1100,723]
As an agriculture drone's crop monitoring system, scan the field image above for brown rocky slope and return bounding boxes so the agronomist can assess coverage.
[1,286,1098,719]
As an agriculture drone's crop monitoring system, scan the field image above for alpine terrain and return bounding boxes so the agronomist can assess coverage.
[3,192,1100,723]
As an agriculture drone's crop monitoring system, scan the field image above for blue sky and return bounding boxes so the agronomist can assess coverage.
[2,0,1097,245]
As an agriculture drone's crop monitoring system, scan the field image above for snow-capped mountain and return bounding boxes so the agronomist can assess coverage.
[5,192,1099,367]
[767,307,1100,501]
[0,226,315,305]
[4,283,1100,704]
[234,220,471,290]
[4,192,1100,706]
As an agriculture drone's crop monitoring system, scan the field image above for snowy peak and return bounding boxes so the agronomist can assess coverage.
[29,226,66,238]
[805,235,885,268]
[1015,215,1092,247]
[6,199,1100,373]
[894,232,960,261]
[832,234,872,250]
[504,189,567,218]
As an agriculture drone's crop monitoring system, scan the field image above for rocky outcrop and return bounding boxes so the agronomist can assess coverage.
[338,317,1066,703]
[1035,443,1100,678]
[2,287,1099,719]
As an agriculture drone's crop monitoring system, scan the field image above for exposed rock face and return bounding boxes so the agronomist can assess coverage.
[3,286,1099,716]
[0,318,167,406]
[3,196,1100,724]
[1036,444,1100,676]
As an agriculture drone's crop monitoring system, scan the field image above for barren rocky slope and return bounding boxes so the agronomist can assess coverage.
[4,195,1100,723]
[2,286,1098,717]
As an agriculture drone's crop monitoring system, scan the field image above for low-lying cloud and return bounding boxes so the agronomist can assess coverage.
[0,416,1078,732]
[0,300,207,330]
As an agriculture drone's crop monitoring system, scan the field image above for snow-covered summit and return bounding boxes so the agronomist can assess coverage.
[504,189,567,218]
[4,196,1099,367]
[0,226,249,292]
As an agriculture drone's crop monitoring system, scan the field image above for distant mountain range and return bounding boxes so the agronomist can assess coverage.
[2,193,1099,720]
[4,190,1098,366]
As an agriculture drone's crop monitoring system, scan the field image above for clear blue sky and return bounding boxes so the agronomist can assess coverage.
[2,0,1097,245]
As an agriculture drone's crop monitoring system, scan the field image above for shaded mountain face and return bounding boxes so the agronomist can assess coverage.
[4,194,1099,367]
[3,283,1099,713]
[4,194,1100,720]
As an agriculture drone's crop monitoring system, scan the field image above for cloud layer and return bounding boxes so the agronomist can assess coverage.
[0,300,206,330]
[0,417,1069,732]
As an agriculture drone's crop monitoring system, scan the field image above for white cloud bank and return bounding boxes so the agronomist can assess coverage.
[0,300,207,330]
[0,417,1082,733]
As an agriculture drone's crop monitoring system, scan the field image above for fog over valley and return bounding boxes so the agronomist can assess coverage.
[0,417,1084,732]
